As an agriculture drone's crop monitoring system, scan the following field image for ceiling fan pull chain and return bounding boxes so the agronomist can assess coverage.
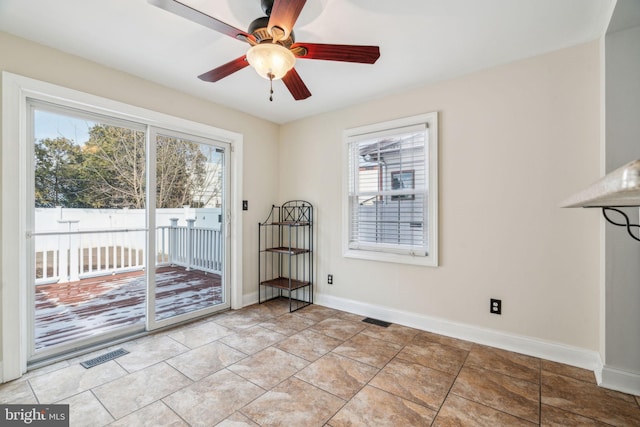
[269,72,274,101]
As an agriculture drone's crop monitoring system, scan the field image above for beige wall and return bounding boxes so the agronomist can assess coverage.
[0,31,280,307]
[280,41,602,350]
[0,30,603,362]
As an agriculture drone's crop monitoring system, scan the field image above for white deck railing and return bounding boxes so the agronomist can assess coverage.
[158,219,223,273]
[35,219,222,285]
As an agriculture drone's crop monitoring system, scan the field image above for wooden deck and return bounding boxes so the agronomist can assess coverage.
[35,266,223,350]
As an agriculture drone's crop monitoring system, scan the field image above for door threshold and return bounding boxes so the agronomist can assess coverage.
[27,308,231,371]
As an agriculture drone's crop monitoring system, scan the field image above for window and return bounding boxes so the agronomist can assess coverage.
[343,113,438,266]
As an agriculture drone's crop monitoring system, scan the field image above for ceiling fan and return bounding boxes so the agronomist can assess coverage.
[148,0,381,101]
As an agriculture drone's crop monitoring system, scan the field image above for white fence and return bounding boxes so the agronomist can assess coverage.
[34,207,222,285]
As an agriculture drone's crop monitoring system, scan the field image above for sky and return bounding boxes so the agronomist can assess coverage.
[33,108,225,164]
[34,109,94,145]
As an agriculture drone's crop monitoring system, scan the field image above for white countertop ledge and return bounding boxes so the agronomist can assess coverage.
[561,159,640,208]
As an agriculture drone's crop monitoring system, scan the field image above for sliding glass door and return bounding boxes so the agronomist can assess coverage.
[28,102,229,363]
[149,129,229,328]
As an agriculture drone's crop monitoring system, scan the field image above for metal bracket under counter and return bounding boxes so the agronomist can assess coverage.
[561,159,640,242]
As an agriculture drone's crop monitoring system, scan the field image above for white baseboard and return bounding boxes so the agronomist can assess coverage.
[315,293,603,373]
[599,365,640,396]
[242,291,639,395]
[242,291,259,308]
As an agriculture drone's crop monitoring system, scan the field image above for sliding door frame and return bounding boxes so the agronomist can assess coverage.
[146,126,232,331]
[26,100,150,364]
[1,72,244,381]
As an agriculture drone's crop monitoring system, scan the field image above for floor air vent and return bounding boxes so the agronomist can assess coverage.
[362,317,391,328]
[80,348,129,368]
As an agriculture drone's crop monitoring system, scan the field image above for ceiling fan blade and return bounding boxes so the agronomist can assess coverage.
[292,43,380,64]
[148,0,255,43]
[268,0,306,39]
[282,68,312,100]
[198,56,249,82]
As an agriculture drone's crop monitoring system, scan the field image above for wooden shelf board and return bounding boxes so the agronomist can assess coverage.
[260,277,311,291]
[265,247,309,255]
[266,221,311,226]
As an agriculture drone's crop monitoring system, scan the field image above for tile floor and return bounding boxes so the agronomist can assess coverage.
[1,299,639,426]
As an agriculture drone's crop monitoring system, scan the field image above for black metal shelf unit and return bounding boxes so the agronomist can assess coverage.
[258,200,313,312]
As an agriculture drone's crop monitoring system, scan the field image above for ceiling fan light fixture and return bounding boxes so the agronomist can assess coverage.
[246,43,296,80]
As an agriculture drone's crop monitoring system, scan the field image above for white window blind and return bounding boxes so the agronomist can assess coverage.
[347,123,429,256]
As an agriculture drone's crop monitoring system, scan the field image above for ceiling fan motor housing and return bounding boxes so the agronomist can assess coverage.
[248,16,295,47]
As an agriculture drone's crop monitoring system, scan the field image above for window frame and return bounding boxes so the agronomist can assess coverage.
[342,112,439,267]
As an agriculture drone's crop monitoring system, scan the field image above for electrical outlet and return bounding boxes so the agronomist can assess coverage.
[328,274,333,285]
[490,298,502,315]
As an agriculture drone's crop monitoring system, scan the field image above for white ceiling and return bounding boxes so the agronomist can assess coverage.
[0,0,614,124]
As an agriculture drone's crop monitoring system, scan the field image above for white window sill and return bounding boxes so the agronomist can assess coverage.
[343,248,438,267]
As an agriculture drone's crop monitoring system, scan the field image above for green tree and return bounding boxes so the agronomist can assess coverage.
[80,125,218,209]
[81,125,146,208]
[35,124,222,209]
[34,137,85,207]
[189,152,223,208]
[156,136,223,208]
[157,136,200,208]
